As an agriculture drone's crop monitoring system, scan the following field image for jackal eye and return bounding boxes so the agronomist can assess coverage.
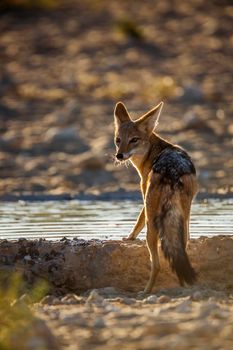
[130,137,140,143]
[115,137,121,144]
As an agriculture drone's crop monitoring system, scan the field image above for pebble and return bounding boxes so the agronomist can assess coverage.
[44,126,77,142]
[44,126,89,153]
[157,295,171,303]
[62,315,88,327]
[143,295,158,304]
[40,295,61,305]
[142,322,179,336]
[49,310,60,321]
[178,84,204,104]
[18,293,32,304]
[24,255,32,261]
[227,123,233,135]
[75,151,105,170]
[61,294,83,305]
[85,290,106,307]
[198,302,220,318]
[176,299,192,313]
[190,291,203,301]
[183,112,210,130]
[121,297,137,305]
[97,287,119,297]
[93,316,106,328]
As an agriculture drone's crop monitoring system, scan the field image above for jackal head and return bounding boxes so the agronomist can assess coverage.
[114,101,163,162]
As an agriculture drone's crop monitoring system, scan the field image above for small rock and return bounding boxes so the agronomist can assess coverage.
[72,238,89,247]
[75,151,105,170]
[183,112,210,130]
[176,299,192,313]
[18,238,27,244]
[44,126,89,153]
[105,304,120,313]
[49,310,60,321]
[1,255,11,265]
[51,297,62,305]
[121,297,136,305]
[143,295,158,304]
[40,295,61,305]
[86,290,105,306]
[157,295,171,303]
[18,293,32,304]
[44,126,77,142]
[208,297,216,303]
[199,170,211,180]
[62,314,88,327]
[142,322,179,336]
[24,255,32,261]
[227,123,233,135]
[190,291,203,301]
[0,239,9,245]
[178,83,204,104]
[97,287,120,297]
[61,294,83,305]
[93,316,106,328]
[198,302,220,318]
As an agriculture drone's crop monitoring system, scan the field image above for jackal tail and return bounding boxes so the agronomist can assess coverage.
[155,188,196,285]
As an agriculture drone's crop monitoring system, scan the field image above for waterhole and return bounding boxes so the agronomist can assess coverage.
[0,200,232,240]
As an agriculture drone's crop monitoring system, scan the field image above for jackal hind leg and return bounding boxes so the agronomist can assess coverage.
[143,221,160,294]
[179,174,196,247]
[184,217,190,248]
[143,175,161,294]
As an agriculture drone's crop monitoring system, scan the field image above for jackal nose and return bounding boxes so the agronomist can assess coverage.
[116,153,124,160]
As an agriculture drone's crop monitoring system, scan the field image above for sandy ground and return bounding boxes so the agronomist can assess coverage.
[36,288,233,350]
[1,236,233,349]
[0,0,233,198]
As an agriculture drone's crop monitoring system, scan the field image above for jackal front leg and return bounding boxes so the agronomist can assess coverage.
[123,207,145,240]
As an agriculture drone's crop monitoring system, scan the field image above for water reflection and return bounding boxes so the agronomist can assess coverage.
[0,200,232,240]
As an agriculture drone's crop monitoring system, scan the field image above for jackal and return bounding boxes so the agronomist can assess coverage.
[114,101,198,293]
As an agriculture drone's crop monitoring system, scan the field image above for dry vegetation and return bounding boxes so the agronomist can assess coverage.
[0,273,57,350]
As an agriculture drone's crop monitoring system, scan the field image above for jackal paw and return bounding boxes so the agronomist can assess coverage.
[137,290,147,299]
[122,234,136,241]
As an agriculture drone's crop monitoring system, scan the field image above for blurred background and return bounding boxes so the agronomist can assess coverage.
[0,0,232,198]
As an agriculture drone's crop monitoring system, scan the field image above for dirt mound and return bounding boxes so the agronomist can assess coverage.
[0,235,232,293]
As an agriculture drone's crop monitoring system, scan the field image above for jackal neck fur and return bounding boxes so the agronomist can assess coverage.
[131,133,173,184]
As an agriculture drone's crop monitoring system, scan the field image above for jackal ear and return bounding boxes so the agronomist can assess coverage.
[136,101,164,134]
[114,102,131,127]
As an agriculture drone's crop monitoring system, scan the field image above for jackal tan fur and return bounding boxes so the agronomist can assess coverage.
[114,101,198,293]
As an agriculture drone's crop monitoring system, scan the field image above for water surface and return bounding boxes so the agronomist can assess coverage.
[0,200,232,240]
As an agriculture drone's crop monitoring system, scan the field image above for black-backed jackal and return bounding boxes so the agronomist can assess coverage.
[114,102,198,294]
